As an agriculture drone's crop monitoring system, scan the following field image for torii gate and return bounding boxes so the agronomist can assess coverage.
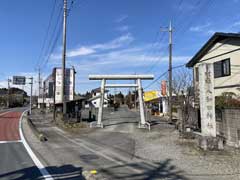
[89,74,154,130]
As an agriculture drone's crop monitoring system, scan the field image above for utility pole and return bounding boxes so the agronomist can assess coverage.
[38,68,41,98]
[7,78,11,108]
[29,77,33,115]
[161,21,173,122]
[38,68,41,108]
[42,82,45,109]
[134,73,137,109]
[62,0,67,115]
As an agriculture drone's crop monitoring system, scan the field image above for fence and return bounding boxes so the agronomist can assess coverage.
[216,108,240,147]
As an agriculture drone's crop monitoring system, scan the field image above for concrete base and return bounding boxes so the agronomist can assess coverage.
[90,121,104,128]
[138,122,151,131]
[197,135,224,151]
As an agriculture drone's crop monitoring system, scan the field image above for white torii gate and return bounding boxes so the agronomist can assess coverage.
[89,74,154,130]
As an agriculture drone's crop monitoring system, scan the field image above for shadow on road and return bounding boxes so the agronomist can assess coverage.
[100,158,188,180]
[0,164,84,180]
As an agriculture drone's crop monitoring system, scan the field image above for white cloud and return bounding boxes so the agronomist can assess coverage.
[116,25,130,32]
[68,47,95,57]
[232,21,240,27]
[115,15,128,23]
[92,33,134,50]
[190,23,211,32]
[51,33,134,60]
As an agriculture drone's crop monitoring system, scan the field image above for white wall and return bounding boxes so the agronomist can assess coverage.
[194,38,240,96]
[86,92,108,108]
[37,98,54,108]
[55,68,75,103]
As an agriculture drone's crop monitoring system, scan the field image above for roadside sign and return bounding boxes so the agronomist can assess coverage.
[144,90,160,102]
[13,76,26,85]
[161,80,167,96]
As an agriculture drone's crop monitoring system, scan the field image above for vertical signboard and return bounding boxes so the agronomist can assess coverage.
[199,63,216,137]
[161,80,167,96]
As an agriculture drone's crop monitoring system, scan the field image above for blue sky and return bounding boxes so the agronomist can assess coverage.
[1,0,240,94]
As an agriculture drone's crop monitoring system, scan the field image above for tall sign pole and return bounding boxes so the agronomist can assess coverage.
[7,78,11,108]
[62,0,67,115]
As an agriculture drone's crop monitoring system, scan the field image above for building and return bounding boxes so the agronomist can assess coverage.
[186,32,240,147]
[38,67,75,108]
[187,32,240,98]
[85,87,109,108]
[144,90,168,115]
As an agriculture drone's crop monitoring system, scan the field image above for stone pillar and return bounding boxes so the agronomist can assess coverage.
[97,79,105,126]
[199,63,216,137]
[162,97,168,114]
[137,79,146,125]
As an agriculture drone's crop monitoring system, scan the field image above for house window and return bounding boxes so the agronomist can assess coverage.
[214,58,231,78]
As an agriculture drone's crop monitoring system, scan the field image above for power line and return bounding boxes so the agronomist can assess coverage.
[144,0,185,74]
[41,16,63,70]
[139,30,162,73]
[144,71,168,90]
[144,63,187,90]
[174,0,214,43]
[39,7,63,70]
[145,45,168,73]
[35,0,57,69]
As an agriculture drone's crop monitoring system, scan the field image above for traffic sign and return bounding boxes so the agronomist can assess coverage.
[13,76,26,85]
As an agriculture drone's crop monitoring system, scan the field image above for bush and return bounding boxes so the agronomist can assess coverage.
[215,92,240,109]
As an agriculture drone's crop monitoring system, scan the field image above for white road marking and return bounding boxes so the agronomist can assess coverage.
[0,110,12,117]
[19,109,54,180]
[0,140,22,144]
[53,127,143,174]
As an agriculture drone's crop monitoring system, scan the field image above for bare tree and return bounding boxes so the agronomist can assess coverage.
[164,67,194,133]
[172,67,193,97]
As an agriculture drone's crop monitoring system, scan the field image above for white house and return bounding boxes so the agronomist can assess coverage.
[187,32,240,98]
[85,88,109,108]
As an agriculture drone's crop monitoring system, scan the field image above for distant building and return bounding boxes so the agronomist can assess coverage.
[144,90,169,115]
[38,67,75,108]
[85,87,109,108]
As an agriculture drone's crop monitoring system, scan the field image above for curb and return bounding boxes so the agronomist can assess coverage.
[19,110,53,180]
[27,116,47,142]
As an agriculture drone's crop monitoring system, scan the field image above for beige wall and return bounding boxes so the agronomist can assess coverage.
[194,38,240,97]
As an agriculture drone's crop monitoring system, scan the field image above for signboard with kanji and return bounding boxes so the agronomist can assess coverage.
[13,76,26,85]
[199,63,216,137]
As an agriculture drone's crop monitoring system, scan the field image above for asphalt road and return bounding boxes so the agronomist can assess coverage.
[0,108,43,180]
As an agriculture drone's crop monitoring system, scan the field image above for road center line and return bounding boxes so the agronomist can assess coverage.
[19,110,54,180]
